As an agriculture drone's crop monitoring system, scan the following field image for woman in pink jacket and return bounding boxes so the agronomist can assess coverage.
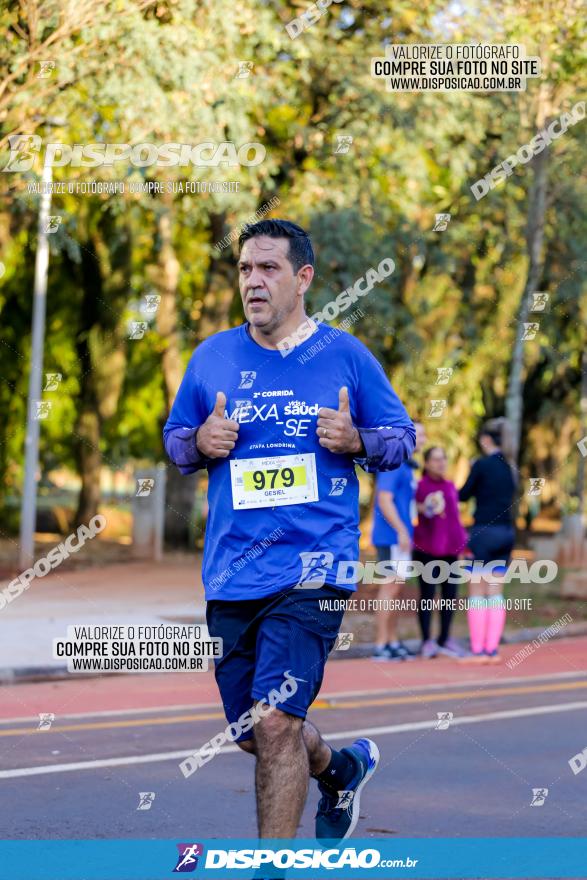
[413,446,468,659]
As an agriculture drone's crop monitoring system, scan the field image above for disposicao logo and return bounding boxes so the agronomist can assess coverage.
[173,843,204,872]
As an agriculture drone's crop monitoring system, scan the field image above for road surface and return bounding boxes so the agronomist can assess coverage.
[1,637,585,845]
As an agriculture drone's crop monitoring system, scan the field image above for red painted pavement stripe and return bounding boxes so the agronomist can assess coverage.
[0,637,584,722]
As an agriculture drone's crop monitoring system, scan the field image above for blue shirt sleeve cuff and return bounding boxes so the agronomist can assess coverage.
[354,426,415,472]
[356,428,382,464]
[164,426,209,472]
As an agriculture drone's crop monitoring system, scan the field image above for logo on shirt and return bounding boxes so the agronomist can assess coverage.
[252,389,294,398]
[294,551,334,588]
[422,490,445,518]
[173,843,204,872]
[238,371,256,389]
[283,399,319,416]
[329,477,348,496]
[226,395,319,438]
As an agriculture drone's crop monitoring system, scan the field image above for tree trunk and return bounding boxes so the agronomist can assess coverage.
[196,212,237,344]
[72,213,129,528]
[156,202,184,407]
[73,238,103,527]
[163,466,199,549]
[576,348,587,507]
[75,410,102,524]
[155,199,198,548]
[505,85,552,467]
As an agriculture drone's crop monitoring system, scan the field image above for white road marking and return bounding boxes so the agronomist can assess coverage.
[1,700,586,779]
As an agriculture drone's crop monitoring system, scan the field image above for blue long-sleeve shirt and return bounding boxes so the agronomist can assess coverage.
[164,322,414,599]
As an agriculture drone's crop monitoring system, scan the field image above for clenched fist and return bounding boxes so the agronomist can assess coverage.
[316,387,363,455]
[195,392,239,458]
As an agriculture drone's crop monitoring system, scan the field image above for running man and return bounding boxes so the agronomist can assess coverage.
[164,219,415,844]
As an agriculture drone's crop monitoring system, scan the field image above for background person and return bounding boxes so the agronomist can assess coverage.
[458,418,517,663]
[413,446,468,658]
[371,422,426,661]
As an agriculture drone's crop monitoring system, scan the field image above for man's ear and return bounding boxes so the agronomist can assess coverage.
[297,263,314,297]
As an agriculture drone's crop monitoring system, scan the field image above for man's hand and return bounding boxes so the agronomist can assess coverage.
[317,387,363,455]
[195,392,239,458]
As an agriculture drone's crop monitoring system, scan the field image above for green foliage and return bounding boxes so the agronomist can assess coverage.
[0,0,585,518]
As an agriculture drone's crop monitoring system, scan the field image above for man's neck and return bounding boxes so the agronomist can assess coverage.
[248,311,315,350]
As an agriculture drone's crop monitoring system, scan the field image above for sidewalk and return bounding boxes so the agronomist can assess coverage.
[1,556,586,683]
[0,556,205,682]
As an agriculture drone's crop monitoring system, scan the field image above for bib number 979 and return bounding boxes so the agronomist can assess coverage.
[251,467,295,490]
[230,453,318,509]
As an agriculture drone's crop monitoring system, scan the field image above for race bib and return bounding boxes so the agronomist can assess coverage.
[230,453,319,510]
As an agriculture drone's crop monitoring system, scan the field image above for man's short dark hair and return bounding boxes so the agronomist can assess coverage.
[238,219,315,273]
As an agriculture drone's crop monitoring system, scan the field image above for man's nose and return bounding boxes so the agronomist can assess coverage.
[245,265,265,290]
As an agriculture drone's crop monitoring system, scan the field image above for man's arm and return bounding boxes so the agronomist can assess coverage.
[164,426,208,475]
[316,387,414,471]
[353,361,415,471]
[163,350,209,474]
[378,489,411,552]
[345,338,415,472]
[163,348,234,475]
[355,425,415,472]
[164,390,239,474]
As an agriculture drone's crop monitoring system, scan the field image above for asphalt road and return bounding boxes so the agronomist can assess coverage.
[1,638,586,844]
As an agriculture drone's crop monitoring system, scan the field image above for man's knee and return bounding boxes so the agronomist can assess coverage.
[254,708,303,750]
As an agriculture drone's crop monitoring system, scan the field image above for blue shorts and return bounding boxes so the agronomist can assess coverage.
[206,585,350,742]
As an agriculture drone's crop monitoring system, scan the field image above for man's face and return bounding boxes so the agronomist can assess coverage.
[238,236,308,334]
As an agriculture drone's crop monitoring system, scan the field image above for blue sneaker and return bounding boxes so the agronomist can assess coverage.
[315,738,380,842]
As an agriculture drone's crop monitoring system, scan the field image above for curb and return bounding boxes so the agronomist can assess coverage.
[0,665,121,685]
[2,623,586,685]
[328,621,587,661]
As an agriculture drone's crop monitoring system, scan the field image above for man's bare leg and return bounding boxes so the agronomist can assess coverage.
[301,717,332,775]
[240,706,378,843]
[239,710,333,837]
[254,709,309,837]
[239,716,331,766]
